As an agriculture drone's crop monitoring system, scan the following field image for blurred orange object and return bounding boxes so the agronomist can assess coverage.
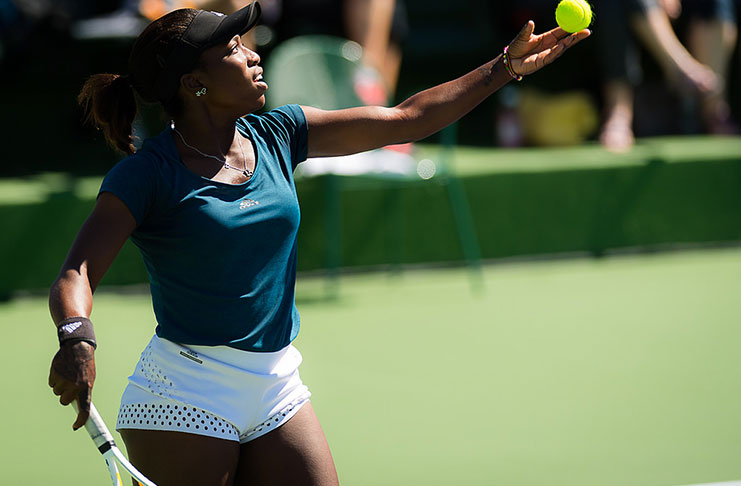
[139,0,197,20]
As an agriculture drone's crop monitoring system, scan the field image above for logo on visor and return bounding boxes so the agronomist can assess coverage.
[209,11,225,17]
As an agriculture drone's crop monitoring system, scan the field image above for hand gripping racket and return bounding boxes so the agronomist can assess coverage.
[72,401,158,486]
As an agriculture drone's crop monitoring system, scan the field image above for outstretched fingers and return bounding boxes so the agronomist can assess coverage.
[536,26,590,53]
[558,29,591,52]
[508,21,590,60]
[543,26,574,43]
[538,30,591,69]
[509,28,591,76]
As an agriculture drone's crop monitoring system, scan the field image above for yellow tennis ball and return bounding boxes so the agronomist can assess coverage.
[555,0,593,33]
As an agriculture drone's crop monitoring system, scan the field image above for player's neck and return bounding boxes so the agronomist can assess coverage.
[171,113,240,156]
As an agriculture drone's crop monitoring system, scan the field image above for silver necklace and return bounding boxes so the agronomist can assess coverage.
[171,122,253,178]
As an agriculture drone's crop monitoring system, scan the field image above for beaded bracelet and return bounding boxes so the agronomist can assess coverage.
[502,46,523,82]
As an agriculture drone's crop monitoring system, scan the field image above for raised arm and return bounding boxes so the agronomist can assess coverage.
[48,192,136,430]
[303,21,591,158]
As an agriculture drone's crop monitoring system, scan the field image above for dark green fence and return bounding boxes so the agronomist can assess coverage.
[3,136,741,298]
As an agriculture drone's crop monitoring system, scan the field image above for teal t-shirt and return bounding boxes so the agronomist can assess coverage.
[99,105,308,352]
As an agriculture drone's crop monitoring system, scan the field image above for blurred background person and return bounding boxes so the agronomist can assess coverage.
[595,0,736,153]
[70,1,256,40]
[125,0,408,103]
[71,0,406,107]
[682,0,739,135]
[266,0,407,104]
[265,0,413,161]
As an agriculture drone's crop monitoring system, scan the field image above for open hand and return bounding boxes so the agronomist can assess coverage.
[506,21,591,77]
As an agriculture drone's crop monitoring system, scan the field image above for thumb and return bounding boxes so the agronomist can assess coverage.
[514,21,535,43]
[507,21,536,58]
[73,390,91,431]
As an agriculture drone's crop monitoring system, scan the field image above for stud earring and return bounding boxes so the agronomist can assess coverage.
[196,87,207,97]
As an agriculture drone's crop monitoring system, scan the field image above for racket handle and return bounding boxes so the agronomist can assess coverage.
[72,401,117,453]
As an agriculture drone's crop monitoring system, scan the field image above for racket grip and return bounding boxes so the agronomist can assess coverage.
[72,401,117,452]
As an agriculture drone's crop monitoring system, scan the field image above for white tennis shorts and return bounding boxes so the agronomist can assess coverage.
[116,335,311,443]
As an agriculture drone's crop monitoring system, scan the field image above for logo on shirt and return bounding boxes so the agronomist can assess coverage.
[239,199,260,210]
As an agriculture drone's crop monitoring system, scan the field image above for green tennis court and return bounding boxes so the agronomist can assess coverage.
[3,246,740,485]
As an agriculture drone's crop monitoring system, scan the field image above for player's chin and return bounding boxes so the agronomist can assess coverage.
[239,93,266,115]
[251,81,267,97]
[255,94,267,110]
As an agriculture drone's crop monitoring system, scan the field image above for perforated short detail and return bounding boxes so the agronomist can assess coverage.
[117,402,239,439]
[137,347,175,400]
[244,400,303,439]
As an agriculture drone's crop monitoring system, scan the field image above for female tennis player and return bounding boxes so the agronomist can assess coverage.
[47,3,589,485]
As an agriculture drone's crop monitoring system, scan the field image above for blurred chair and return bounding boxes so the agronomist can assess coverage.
[266,35,383,110]
[265,35,483,293]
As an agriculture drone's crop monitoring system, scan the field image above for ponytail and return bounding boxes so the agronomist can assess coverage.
[78,74,138,155]
[77,8,198,155]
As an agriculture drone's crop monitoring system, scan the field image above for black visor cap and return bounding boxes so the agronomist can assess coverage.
[155,1,261,103]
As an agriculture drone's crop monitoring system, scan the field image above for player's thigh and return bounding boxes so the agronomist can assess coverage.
[120,429,240,486]
[234,402,339,486]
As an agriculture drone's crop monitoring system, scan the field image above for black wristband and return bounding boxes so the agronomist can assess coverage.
[57,317,97,349]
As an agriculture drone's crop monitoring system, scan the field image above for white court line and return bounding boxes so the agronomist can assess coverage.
[676,482,741,486]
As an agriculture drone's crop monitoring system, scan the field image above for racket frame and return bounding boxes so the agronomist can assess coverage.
[72,401,158,486]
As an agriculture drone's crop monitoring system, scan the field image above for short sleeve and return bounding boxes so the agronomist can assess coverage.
[250,104,308,170]
[98,153,158,227]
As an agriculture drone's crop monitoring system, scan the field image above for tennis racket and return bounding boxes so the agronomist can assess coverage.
[72,401,158,486]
